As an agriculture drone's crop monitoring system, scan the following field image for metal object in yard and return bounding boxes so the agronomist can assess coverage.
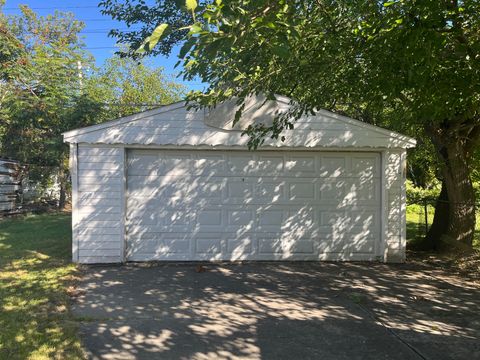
[0,158,26,213]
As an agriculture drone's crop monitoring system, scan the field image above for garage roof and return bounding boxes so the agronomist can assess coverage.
[63,95,416,149]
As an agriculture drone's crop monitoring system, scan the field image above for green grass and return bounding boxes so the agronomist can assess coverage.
[0,213,84,360]
[407,204,480,249]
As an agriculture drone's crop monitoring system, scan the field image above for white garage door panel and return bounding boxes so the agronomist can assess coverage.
[126,177,380,206]
[126,150,381,261]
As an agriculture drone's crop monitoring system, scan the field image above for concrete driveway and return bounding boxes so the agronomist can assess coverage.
[72,262,480,360]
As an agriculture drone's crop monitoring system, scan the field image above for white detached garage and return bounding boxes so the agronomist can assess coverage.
[63,96,415,264]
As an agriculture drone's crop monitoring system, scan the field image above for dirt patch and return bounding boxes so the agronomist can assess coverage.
[407,250,480,285]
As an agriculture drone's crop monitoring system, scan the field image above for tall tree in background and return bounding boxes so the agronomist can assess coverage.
[101,0,480,248]
[0,2,25,85]
[0,4,186,208]
[0,5,91,208]
[84,55,186,121]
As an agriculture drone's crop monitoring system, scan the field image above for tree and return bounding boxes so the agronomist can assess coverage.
[101,0,480,248]
[0,5,186,208]
[99,0,196,58]
[0,5,26,136]
[83,55,186,121]
[0,8,25,82]
[0,5,91,208]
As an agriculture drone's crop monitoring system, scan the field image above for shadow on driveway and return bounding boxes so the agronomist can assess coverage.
[72,262,480,360]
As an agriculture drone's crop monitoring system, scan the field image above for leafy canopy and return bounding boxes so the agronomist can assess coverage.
[83,55,186,121]
[124,0,480,148]
[99,0,204,58]
[0,4,90,173]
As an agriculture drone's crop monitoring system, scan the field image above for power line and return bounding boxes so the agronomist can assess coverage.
[95,101,214,106]
[80,19,149,22]
[3,5,101,10]
[85,46,118,50]
[79,19,125,22]
[76,19,158,23]
[1,12,119,22]
[2,11,145,25]
[1,16,134,23]
[81,29,132,31]
[80,30,142,34]
[99,103,166,106]
[82,27,145,31]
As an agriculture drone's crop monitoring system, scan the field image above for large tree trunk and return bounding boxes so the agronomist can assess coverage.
[428,127,476,248]
[425,180,449,250]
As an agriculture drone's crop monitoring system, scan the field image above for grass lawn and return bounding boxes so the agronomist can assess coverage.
[0,212,84,360]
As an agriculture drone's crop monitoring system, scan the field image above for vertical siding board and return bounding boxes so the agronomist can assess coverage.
[76,144,123,263]
[400,149,407,261]
[70,143,79,262]
[380,150,388,262]
[120,147,127,262]
[384,149,405,263]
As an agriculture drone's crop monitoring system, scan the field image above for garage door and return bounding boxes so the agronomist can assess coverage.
[126,150,381,261]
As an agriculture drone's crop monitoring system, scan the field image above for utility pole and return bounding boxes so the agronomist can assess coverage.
[77,60,83,89]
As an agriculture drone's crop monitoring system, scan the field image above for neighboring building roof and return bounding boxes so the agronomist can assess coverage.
[62,96,416,149]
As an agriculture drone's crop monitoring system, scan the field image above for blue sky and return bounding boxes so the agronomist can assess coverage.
[2,0,205,91]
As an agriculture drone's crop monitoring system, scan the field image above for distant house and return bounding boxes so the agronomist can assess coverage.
[63,95,416,264]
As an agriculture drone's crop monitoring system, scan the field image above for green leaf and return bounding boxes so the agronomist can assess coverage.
[185,58,197,69]
[135,43,147,54]
[179,37,196,58]
[233,73,246,81]
[148,24,169,49]
[186,0,198,12]
[272,44,289,58]
[234,103,245,125]
[189,23,203,34]
[135,23,169,53]
[383,1,395,6]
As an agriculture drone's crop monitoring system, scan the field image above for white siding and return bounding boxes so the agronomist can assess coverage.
[73,145,124,263]
[70,144,78,262]
[64,106,415,149]
[384,149,407,262]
